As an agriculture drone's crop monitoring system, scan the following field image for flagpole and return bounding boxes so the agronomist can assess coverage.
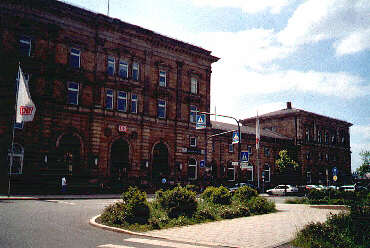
[8,64,20,197]
[256,112,260,190]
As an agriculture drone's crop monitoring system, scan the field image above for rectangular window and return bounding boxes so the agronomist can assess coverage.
[119,60,128,79]
[306,171,312,184]
[248,145,252,155]
[107,56,115,76]
[70,48,80,69]
[117,91,127,112]
[264,164,270,183]
[264,147,270,157]
[229,144,234,153]
[132,62,139,81]
[191,77,198,94]
[67,82,79,105]
[105,89,113,109]
[14,122,24,129]
[318,130,322,143]
[157,99,166,118]
[189,105,197,123]
[190,137,197,147]
[131,94,138,113]
[159,70,166,87]
[19,36,31,56]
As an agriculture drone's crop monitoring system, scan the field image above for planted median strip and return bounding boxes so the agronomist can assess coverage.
[95,185,276,232]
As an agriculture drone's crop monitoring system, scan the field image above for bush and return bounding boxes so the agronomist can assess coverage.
[201,186,231,205]
[219,204,250,219]
[233,186,258,203]
[307,189,325,200]
[155,186,197,218]
[194,208,215,221]
[100,202,127,225]
[247,197,275,214]
[119,186,150,224]
[185,184,200,193]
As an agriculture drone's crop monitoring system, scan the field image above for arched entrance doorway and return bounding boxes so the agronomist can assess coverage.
[57,134,81,175]
[110,139,129,181]
[152,143,169,185]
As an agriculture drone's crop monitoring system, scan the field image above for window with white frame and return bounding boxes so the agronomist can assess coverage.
[19,36,31,56]
[229,144,234,153]
[107,56,115,76]
[190,137,197,147]
[8,144,24,175]
[227,161,235,181]
[70,48,80,68]
[318,130,322,143]
[264,164,270,182]
[190,77,198,94]
[189,105,197,123]
[306,171,312,184]
[248,145,252,155]
[67,82,79,105]
[188,158,197,180]
[117,91,127,112]
[264,147,270,157]
[246,163,253,181]
[305,129,310,142]
[119,60,128,79]
[132,62,139,81]
[105,89,114,109]
[157,99,166,118]
[325,131,329,143]
[159,70,166,87]
[131,94,138,113]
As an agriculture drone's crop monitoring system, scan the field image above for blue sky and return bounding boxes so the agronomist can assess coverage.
[61,0,370,171]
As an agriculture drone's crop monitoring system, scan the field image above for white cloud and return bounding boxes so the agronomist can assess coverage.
[189,0,292,14]
[278,0,370,55]
[351,125,370,140]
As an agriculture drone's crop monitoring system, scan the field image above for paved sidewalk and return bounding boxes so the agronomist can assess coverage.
[0,194,122,200]
[144,204,343,248]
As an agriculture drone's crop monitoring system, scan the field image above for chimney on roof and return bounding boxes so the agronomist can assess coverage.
[287,102,292,109]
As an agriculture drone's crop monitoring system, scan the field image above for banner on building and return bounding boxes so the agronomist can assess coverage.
[16,66,36,123]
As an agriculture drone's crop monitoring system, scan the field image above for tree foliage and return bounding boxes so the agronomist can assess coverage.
[356,150,370,176]
[275,150,300,174]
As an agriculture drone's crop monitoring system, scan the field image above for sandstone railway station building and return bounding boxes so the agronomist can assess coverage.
[0,0,352,193]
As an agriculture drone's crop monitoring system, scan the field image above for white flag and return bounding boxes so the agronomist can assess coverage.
[16,66,36,123]
[256,114,260,150]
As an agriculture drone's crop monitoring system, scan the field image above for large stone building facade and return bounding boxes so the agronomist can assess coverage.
[242,102,352,185]
[0,0,219,192]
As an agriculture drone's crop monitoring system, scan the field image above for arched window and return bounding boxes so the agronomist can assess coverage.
[188,158,197,180]
[227,161,235,181]
[8,143,24,174]
[263,164,270,183]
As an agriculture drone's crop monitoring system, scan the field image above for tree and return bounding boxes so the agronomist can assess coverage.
[356,150,370,176]
[275,150,300,185]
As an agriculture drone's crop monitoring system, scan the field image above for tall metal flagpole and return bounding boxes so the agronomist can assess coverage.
[107,0,110,16]
[256,112,260,190]
[8,64,20,197]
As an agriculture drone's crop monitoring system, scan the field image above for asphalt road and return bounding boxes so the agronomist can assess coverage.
[1,199,216,248]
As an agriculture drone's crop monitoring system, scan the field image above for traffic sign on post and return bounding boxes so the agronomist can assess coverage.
[232,131,240,144]
[196,114,206,129]
[241,151,249,162]
[200,160,205,168]
[332,167,338,176]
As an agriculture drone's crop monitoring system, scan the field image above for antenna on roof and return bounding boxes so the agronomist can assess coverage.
[214,106,216,121]
[107,0,110,16]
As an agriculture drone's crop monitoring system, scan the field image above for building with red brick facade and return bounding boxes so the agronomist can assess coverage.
[242,102,352,185]
[0,0,219,193]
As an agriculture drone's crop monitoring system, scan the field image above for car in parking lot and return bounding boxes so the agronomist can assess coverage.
[339,185,355,192]
[266,185,298,196]
[228,182,256,192]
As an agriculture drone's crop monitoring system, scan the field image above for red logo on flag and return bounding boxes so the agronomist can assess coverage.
[20,106,34,115]
[118,125,127,133]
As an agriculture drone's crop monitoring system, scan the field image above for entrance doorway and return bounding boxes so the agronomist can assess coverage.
[110,139,129,181]
[57,134,81,175]
[152,143,169,185]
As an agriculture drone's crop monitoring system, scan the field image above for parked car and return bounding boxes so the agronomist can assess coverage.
[327,185,340,190]
[305,185,323,191]
[339,185,355,192]
[266,185,298,196]
[354,183,369,192]
[228,182,256,192]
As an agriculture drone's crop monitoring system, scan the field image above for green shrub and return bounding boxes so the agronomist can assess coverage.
[155,186,197,218]
[307,189,325,200]
[195,208,215,221]
[185,184,200,193]
[119,186,150,224]
[201,186,232,205]
[100,202,127,225]
[233,186,258,203]
[219,206,239,219]
[247,197,275,214]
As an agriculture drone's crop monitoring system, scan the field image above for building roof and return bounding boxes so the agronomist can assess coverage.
[211,121,291,140]
[242,104,352,127]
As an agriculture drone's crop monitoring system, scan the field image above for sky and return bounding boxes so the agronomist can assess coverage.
[61,0,370,172]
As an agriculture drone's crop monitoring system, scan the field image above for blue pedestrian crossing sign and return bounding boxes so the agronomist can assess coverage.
[241,151,249,162]
[232,131,240,144]
[200,160,205,168]
[196,114,206,129]
[332,167,338,176]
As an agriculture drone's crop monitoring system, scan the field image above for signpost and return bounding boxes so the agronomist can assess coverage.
[332,167,338,182]
[200,160,205,168]
[232,131,240,144]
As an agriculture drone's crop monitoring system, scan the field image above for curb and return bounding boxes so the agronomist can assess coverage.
[0,195,122,200]
[89,215,237,248]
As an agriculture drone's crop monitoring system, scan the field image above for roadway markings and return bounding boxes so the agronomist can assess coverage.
[98,237,213,248]
[45,200,76,205]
